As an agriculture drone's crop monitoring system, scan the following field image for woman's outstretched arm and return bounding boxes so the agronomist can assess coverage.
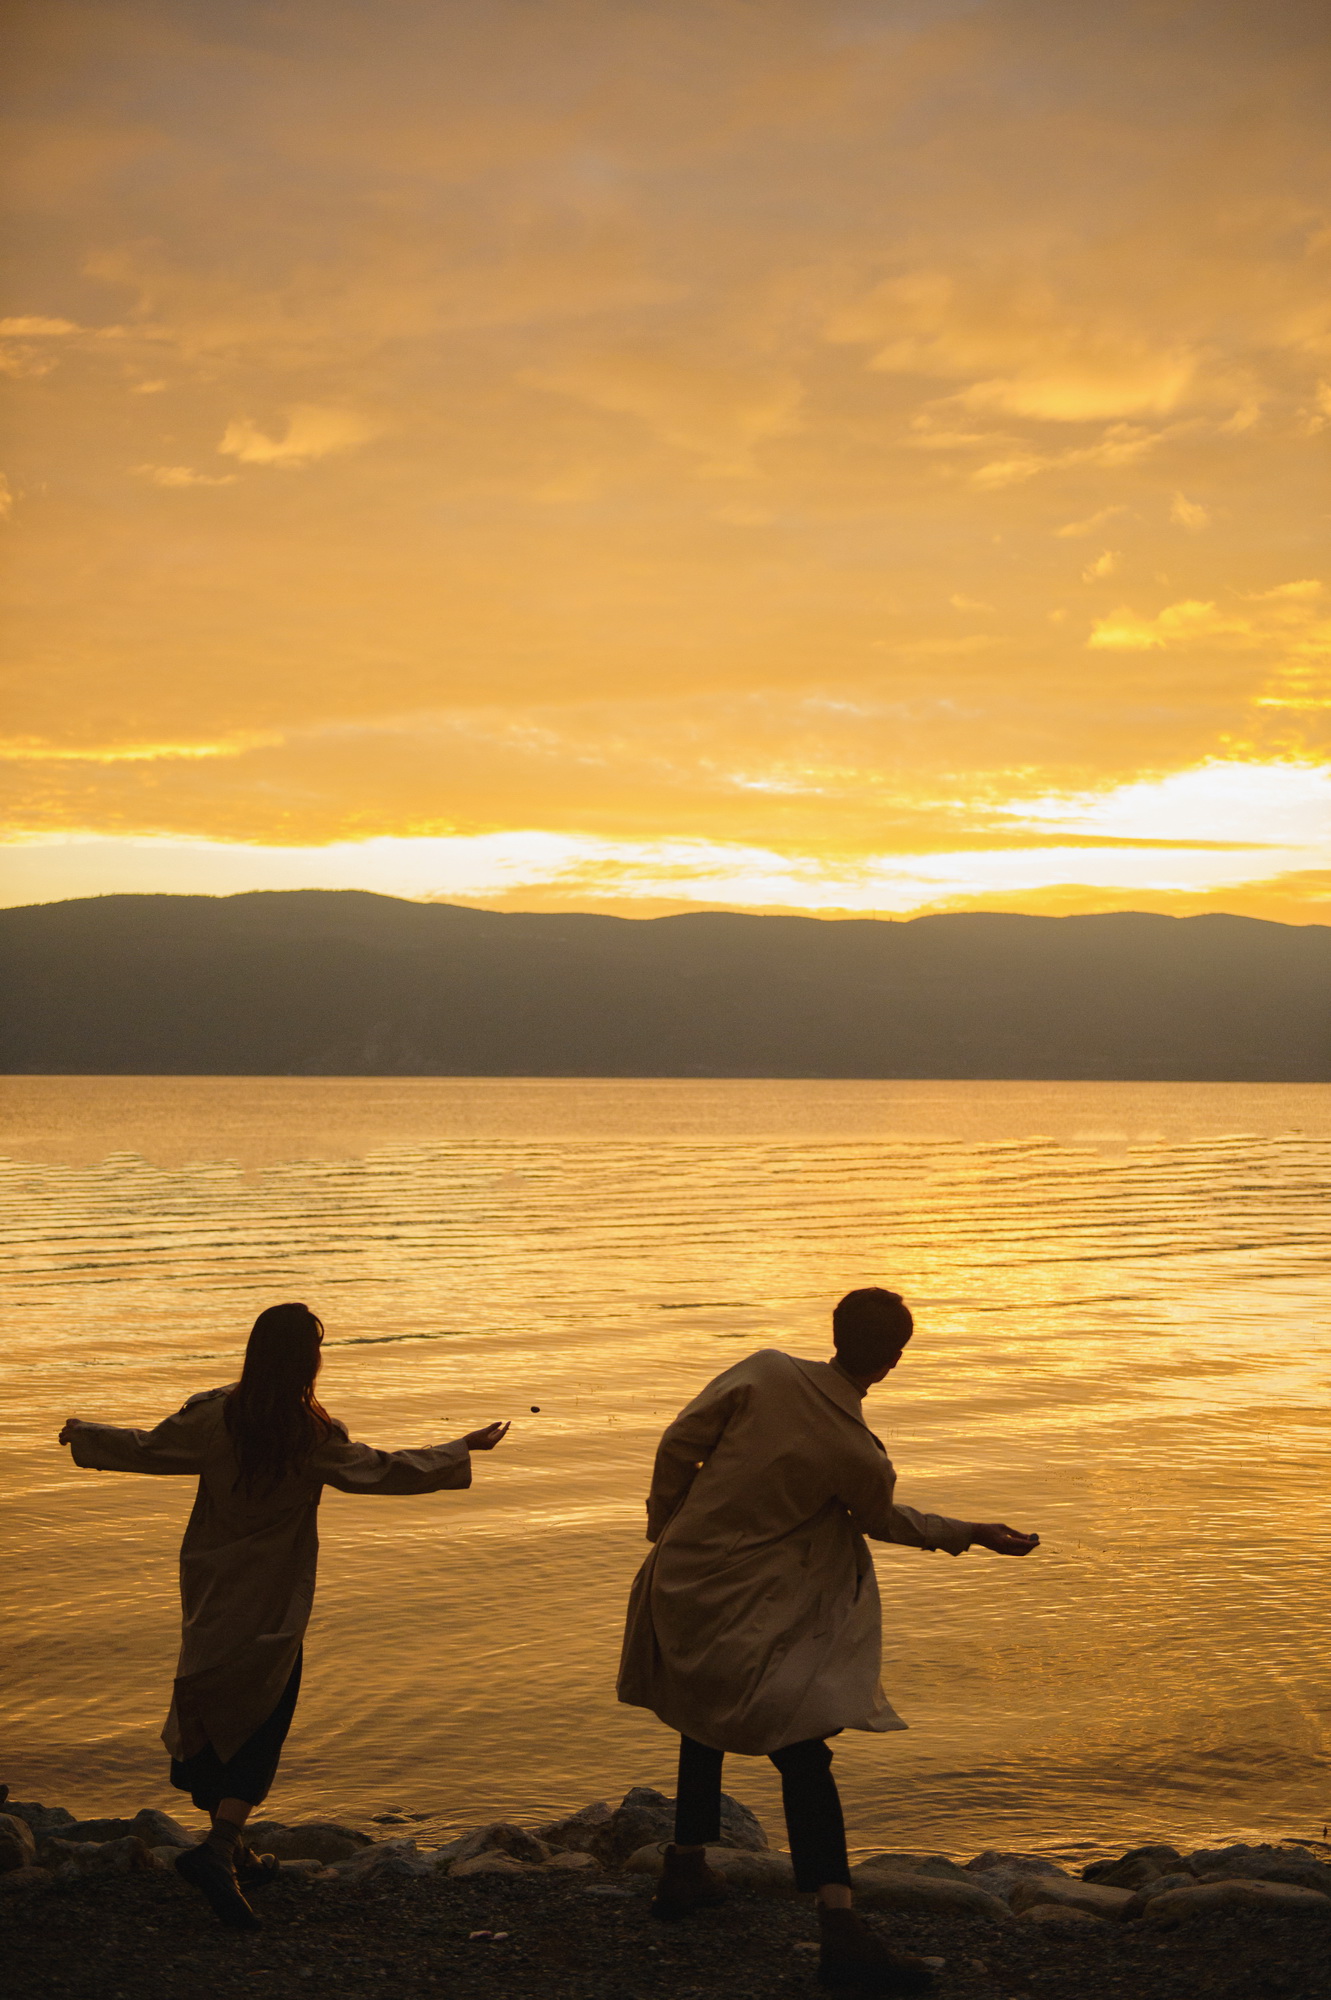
[58,1395,217,1476]
[313,1420,508,1496]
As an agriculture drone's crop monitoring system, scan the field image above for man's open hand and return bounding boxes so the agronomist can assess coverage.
[971,1522,1039,1556]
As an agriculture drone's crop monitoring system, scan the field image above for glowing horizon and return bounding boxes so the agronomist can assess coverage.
[3,2,1329,922]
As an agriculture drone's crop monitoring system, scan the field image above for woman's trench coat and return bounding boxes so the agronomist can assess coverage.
[70,1388,472,1763]
[617,1349,973,1755]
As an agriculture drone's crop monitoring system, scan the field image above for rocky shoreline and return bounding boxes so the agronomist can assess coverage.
[3,1784,1329,2000]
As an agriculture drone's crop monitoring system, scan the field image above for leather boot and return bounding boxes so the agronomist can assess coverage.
[816,1906,935,1995]
[175,1842,262,1932]
[235,1844,280,1892]
[650,1843,731,1920]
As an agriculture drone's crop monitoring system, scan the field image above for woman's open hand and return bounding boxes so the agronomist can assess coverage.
[971,1522,1039,1556]
[463,1420,510,1452]
[58,1417,87,1447]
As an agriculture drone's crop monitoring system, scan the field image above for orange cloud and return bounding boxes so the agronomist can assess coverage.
[217,406,382,467]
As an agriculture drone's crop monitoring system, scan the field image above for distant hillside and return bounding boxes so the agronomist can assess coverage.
[0,892,1327,1079]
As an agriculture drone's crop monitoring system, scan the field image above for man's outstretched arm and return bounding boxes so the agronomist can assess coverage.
[845,1456,1037,1557]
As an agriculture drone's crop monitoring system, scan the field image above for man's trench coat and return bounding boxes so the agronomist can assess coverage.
[617,1349,973,1755]
[71,1388,472,1763]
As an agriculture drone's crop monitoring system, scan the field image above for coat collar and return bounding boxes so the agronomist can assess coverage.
[787,1355,868,1426]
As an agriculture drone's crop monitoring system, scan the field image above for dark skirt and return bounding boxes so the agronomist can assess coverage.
[169,1649,303,1814]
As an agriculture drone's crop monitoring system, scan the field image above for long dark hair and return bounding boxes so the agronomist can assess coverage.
[225,1302,334,1492]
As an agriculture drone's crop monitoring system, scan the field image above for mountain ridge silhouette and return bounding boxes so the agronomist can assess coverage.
[2,890,1326,1079]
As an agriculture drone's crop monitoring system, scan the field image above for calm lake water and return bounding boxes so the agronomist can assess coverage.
[2,1077,1328,1864]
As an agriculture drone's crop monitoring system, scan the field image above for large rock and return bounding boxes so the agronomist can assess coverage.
[329,1837,433,1881]
[450,1853,530,1879]
[852,1867,1013,1922]
[598,1786,675,1863]
[709,1849,797,1897]
[1022,1902,1111,1926]
[860,1852,973,1884]
[536,1801,614,1853]
[965,1851,1072,1905]
[58,1810,194,1850]
[0,1866,51,1895]
[1009,1876,1133,1920]
[431,1821,553,1872]
[0,1814,37,1873]
[1083,1843,1188,1889]
[41,1834,153,1876]
[624,1842,796,1898]
[1186,1842,1331,1900]
[1146,1879,1331,1926]
[968,1850,1068,1879]
[247,1820,372,1863]
[449,1821,551,1868]
[1121,1871,1199,1916]
[595,1787,767,1867]
[1189,1841,1312,1873]
[542,1850,600,1873]
[714,1794,768,1853]
[1,1802,76,1842]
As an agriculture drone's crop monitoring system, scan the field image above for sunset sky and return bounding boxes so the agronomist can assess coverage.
[3,0,1329,920]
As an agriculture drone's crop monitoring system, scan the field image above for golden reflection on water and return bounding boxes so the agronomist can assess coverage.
[2,1078,1328,1861]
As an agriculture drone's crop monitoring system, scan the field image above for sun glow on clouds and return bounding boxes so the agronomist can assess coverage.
[5,759,1327,921]
[0,734,278,763]
[3,0,1331,922]
[1000,761,1331,852]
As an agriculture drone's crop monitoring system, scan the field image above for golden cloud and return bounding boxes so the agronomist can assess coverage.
[0,315,81,336]
[132,463,238,488]
[0,733,280,764]
[1171,492,1210,530]
[830,269,1203,421]
[218,406,382,467]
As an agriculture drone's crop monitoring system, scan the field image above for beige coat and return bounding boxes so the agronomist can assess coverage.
[617,1349,972,1755]
[71,1388,472,1762]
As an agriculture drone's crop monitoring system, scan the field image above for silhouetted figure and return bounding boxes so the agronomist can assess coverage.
[618,1287,1037,1996]
[59,1301,508,1932]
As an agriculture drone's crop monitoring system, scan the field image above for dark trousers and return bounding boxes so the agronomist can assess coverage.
[674,1732,851,1892]
[170,1649,303,1816]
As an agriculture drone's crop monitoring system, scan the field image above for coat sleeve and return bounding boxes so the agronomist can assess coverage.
[311,1435,473,1496]
[645,1367,749,1541]
[840,1449,973,1556]
[68,1399,215,1477]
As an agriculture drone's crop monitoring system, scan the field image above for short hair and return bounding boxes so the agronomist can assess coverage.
[832,1287,913,1374]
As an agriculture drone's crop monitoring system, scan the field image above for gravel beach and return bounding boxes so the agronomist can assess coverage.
[5,1787,1330,2000]
[5,1862,1331,2000]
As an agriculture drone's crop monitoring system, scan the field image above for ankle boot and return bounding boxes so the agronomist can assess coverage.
[235,1843,280,1891]
[650,1843,731,1920]
[175,1842,261,1933]
[816,1906,935,1995]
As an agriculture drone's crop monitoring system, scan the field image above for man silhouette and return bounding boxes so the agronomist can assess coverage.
[618,1287,1037,1995]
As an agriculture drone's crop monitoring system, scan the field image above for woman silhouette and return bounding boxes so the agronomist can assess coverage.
[59,1301,508,1932]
